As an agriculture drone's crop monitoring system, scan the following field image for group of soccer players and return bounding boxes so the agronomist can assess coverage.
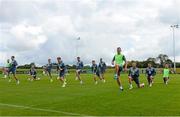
[2,47,171,90]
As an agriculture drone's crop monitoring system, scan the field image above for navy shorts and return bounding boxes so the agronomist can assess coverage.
[59,71,65,77]
[47,69,51,74]
[129,76,140,85]
[99,69,105,74]
[8,67,16,74]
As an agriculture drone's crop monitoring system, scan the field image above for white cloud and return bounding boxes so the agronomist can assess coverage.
[0,0,180,66]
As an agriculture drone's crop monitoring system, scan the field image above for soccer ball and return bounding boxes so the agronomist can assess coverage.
[37,77,41,80]
[140,83,145,87]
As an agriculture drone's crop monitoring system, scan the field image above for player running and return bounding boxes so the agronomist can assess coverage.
[163,63,170,85]
[128,62,144,89]
[98,58,106,83]
[2,59,11,78]
[28,64,39,81]
[91,60,102,84]
[145,63,156,87]
[57,57,67,87]
[8,56,19,84]
[112,47,127,91]
[46,59,53,82]
[75,57,84,84]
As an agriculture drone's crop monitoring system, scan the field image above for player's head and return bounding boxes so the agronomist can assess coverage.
[77,57,80,61]
[117,47,121,54]
[48,59,51,63]
[7,59,10,63]
[31,64,35,68]
[132,62,137,68]
[100,58,103,62]
[11,56,15,60]
[57,57,61,63]
[148,63,152,68]
[92,60,95,64]
[165,63,169,68]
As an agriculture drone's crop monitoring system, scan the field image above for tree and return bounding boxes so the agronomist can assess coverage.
[156,54,169,67]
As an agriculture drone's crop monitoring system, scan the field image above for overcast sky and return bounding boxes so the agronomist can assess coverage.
[0,0,180,66]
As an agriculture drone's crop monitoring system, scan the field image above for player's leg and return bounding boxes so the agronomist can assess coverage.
[164,77,168,85]
[101,73,106,83]
[12,72,19,84]
[117,67,123,91]
[149,76,153,87]
[128,76,133,89]
[93,74,98,84]
[77,70,83,84]
[147,76,151,87]
[114,65,119,79]
[7,69,12,82]
[134,77,140,88]
[48,71,53,82]
[61,76,67,87]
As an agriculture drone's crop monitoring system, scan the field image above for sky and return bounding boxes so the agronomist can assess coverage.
[0,0,180,66]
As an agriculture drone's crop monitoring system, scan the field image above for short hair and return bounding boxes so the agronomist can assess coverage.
[57,57,61,60]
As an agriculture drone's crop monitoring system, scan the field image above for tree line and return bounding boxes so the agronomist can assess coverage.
[17,54,180,69]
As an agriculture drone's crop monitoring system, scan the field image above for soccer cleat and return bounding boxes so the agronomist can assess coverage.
[62,84,66,87]
[8,79,11,82]
[16,80,20,85]
[80,80,83,84]
[50,79,53,83]
[129,85,133,90]
[149,83,152,87]
[64,81,67,85]
[103,79,106,83]
[120,86,124,91]
[165,82,168,85]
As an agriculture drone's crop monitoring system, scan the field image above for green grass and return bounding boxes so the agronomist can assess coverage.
[0,72,180,116]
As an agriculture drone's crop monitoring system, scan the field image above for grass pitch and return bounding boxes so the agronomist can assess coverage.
[0,72,180,116]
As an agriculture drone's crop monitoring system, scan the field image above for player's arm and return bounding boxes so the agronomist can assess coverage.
[123,55,127,71]
[111,56,115,65]
[136,69,140,77]
[60,64,65,71]
[104,63,107,71]
[128,69,131,76]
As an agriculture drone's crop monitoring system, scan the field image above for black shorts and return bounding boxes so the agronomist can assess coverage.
[59,71,65,77]
[117,66,123,76]
[129,76,140,85]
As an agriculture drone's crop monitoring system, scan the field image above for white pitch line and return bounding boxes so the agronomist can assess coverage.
[0,103,84,116]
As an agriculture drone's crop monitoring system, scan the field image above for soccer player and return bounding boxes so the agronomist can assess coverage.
[98,58,107,83]
[91,60,102,84]
[8,56,19,84]
[57,57,67,87]
[28,64,37,81]
[145,63,156,87]
[3,59,11,78]
[75,57,84,84]
[112,47,127,91]
[128,62,144,89]
[163,63,170,85]
[46,59,53,82]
